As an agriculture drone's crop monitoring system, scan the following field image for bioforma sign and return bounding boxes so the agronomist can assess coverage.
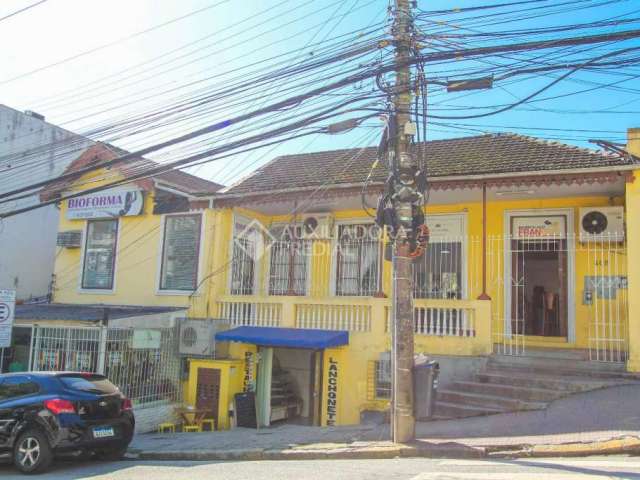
[66,188,144,220]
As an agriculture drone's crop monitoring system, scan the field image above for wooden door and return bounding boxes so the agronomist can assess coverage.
[196,368,221,423]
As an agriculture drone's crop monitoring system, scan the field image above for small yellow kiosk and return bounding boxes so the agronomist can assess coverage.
[191,326,349,429]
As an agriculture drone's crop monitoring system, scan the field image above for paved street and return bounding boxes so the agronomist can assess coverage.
[1,456,640,479]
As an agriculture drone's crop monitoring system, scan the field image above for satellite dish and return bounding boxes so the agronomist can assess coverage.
[582,211,608,234]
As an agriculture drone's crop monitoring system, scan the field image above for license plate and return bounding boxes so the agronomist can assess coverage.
[93,426,115,438]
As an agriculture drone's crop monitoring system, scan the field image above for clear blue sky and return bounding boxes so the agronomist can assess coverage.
[1,0,639,185]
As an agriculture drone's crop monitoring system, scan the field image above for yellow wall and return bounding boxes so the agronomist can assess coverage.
[625,128,640,371]
[53,164,637,423]
[228,195,624,351]
[482,195,626,350]
[53,189,617,347]
[52,168,217,316]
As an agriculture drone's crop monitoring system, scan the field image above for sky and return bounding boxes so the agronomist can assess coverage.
[2,0,640,186]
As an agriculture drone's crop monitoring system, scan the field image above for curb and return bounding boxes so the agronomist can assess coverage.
[134,441,485,462]
[132,436,640,462]
[497,436,640,458]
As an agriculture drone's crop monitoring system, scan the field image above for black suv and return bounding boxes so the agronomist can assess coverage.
[0,372,135,474]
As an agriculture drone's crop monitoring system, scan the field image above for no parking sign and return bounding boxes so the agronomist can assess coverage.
[0,289,16,348]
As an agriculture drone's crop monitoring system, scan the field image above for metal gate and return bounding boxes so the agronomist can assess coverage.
[29,324,182,406]
[584,236,628,363]
[489,232,628,362]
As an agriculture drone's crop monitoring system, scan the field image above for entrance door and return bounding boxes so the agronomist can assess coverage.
[505,212,574,350]
[196,368,221,426]
[511,239,568,337]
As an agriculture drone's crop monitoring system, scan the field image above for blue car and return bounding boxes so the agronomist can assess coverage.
[0,372,135,474]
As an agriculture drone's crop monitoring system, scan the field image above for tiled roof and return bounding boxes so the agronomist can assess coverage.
[106,144,223,194]
[224,133,634,195]
[41,143,222,199]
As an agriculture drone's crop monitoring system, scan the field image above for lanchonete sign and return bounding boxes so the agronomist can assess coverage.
[67,188,144,219]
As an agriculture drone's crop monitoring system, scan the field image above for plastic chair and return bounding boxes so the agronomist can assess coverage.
[157,422,176,433]
[200,419,215,431]
[183,425,202,433]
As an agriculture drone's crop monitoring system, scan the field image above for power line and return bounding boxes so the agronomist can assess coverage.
[0,0,48,23]
[6,26,640,202]
[0,0,233,85]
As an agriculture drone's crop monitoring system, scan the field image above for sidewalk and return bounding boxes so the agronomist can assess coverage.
[129,384,640,461]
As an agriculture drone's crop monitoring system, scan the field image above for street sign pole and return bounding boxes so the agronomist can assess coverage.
[0,289,16,373]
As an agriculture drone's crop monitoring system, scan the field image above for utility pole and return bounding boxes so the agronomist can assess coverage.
[390,0,417,444]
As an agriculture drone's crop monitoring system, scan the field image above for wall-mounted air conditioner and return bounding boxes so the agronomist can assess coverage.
[579,206,624,243]
[301,213,334,240]
[178,319,229,357]
[56,230,82,248]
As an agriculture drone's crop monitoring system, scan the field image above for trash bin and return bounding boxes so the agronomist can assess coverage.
[413,358,439,420]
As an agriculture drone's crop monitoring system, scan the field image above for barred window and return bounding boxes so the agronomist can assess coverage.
[413,241,463,299]
[268,226,309,296]
[82,219,118,290]
[230,218,259,295]
[160,214,201,291]
[375,359,391,399]
[335,223,380,296]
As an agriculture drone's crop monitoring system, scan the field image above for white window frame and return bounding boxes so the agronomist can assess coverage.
[503,208,576,343]
[77,218,120,295]
[156,212,205,296]
[266,222,312,296]
[414,212,469,299]
[227,213,262,296]
[330,218,382,297]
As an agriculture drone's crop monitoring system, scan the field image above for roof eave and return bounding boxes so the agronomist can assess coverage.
[214,163,638,202]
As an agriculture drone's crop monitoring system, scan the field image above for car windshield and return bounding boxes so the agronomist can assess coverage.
[58,374,119,394]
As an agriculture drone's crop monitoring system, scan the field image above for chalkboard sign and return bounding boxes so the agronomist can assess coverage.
[234,392,257,428]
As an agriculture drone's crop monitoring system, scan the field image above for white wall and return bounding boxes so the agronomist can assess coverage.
[0,105,94,300]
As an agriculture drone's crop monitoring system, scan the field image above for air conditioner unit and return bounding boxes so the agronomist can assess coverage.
[56,230,82,248]
[178,319,229,357]
[579,206,625,242]
[301,213,334,240]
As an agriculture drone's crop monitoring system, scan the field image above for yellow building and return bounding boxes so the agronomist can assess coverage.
[43,131,640,429]
[40,143,222,325]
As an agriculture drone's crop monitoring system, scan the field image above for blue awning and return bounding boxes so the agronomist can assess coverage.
[215,326,348,349]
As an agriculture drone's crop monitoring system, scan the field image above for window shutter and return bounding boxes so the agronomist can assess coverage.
[161,215,201,290]
[82,220,118,290]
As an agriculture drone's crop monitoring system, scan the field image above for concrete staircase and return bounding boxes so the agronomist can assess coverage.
[434,348,639,420]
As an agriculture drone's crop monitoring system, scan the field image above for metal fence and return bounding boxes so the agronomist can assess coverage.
[486,233,628,362]
[29,325,181,407]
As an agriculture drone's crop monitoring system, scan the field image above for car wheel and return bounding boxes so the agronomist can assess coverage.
[13,429,53,474]
[94,445,128,461]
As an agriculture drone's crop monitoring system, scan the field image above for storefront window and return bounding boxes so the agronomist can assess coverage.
[82,219,118,290]
[160,214,201,291]
[335,223,380,296]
